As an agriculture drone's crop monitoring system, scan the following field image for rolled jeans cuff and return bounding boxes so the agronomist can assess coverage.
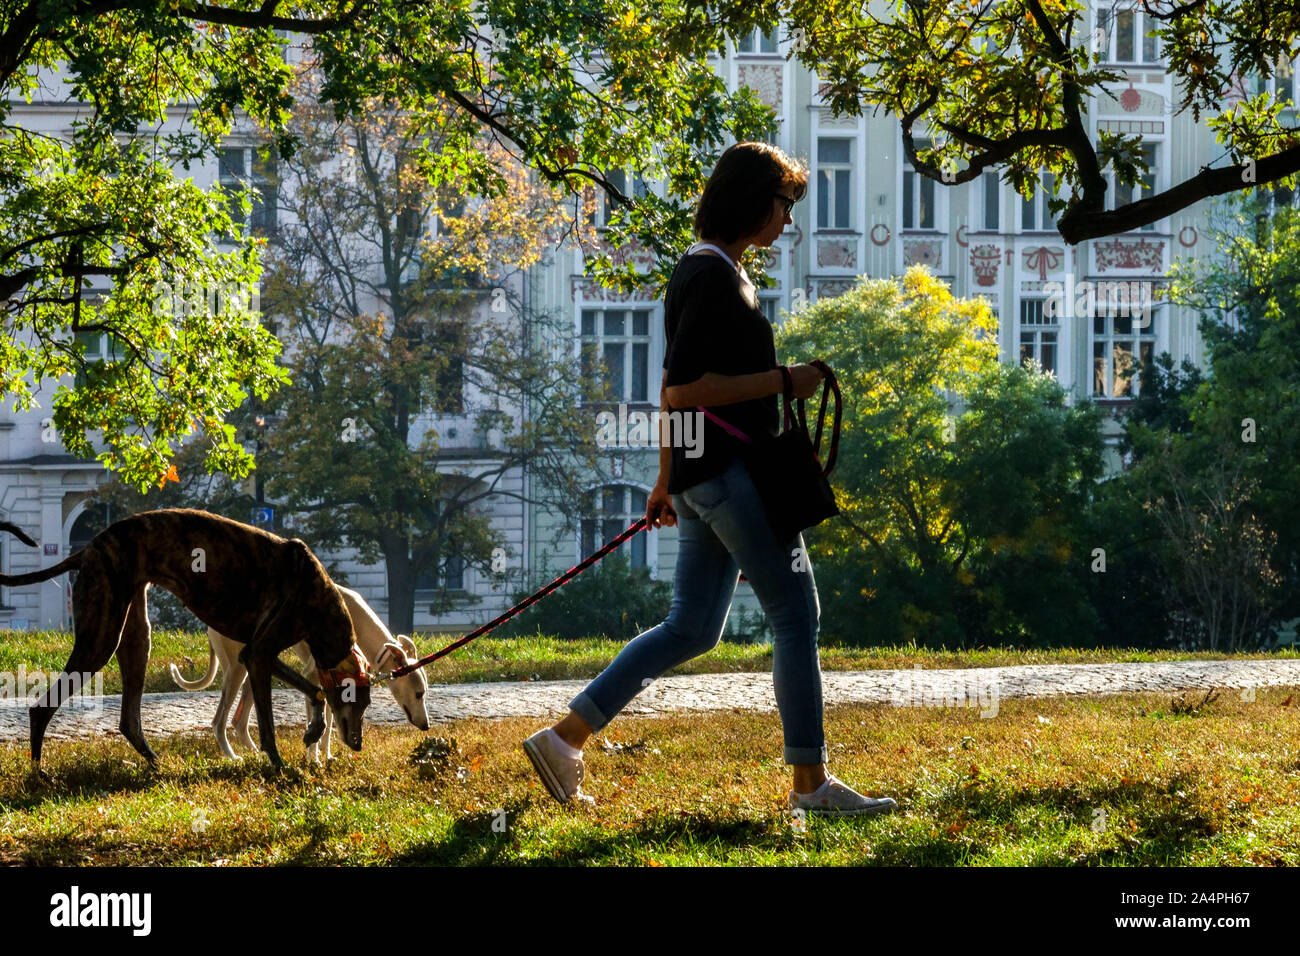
[784,744,829,765]
[568,692,610,733]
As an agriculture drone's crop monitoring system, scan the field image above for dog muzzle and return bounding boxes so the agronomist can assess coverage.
[317,646,372,693]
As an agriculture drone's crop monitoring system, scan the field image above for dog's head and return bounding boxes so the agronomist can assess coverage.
[316,645,372,751]
[373,634,430,731]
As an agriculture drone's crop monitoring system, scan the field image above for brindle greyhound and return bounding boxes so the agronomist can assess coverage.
[0,508,372,777]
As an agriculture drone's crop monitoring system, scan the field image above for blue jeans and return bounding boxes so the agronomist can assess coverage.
[569,458,828,765]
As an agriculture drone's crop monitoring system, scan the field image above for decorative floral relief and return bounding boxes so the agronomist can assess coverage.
[738,64,783,112]
[969,243,1001,286]
[903,239,942,269]
[1094,238,1165,272]
[816,239,857,268]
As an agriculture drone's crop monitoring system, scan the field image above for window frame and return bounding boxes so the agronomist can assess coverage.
[979,170,1001,232]
[413,545,468,597]
[901,137,938,231]
[1019,169,1057,233]
[579,484,651,569]
[580,306,655,405]
[1017,297,1059,377]
[1091,304,1159,399]
[1093,3,1163,66]
[816,136,854,231]
[1107,141,1160,232]
[217,144,278,235]
[734,26,781,55]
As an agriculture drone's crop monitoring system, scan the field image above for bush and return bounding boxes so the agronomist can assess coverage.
[497,552,671,640]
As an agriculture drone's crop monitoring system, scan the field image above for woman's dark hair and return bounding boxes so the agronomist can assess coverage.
[694,142,809,244]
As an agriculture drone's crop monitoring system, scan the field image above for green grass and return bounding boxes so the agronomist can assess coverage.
[3,628,1297,695]
[1,688,1297,865]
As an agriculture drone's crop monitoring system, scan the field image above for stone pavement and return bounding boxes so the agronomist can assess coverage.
[2,658,1298,744]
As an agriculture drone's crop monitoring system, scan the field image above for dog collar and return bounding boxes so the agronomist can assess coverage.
[317,646,371,692]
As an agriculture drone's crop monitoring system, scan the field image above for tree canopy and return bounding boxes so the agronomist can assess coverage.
[755,0,1300,242]
[0,0,775,487]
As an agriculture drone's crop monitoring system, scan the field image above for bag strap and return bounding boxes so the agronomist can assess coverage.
[696,363,841,479]
[697,405,752,444]
[806,360,842,476]
[687,241,751,286]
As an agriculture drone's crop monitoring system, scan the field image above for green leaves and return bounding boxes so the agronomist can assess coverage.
[776,0,1300,240]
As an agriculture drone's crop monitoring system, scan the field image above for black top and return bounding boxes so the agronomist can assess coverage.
[662,252,779,494]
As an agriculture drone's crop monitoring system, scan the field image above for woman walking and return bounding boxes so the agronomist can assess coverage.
[523,142,897,816]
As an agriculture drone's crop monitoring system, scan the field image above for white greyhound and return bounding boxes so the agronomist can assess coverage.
[171,584,430,761]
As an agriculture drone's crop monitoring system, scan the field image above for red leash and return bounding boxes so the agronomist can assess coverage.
[380,517,651,682]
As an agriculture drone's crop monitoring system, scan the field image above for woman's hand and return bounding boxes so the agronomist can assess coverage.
[788,363,826,399]
[646,481,677,529]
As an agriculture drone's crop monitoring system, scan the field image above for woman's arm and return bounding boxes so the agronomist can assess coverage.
[665,363,824,408]
[665,369,783,409]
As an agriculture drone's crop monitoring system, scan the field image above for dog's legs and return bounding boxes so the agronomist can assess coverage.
[240,653,284,770]
[228,669,256,754]
[214,669,249,760]
[116,584,160,767]
[30,568,128,778]
[291,643,326,764]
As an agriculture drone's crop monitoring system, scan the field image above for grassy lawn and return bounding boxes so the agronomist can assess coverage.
[3,628,1298,695]
[1,688,1297,865]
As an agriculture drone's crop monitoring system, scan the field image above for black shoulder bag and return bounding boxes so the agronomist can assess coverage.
[698,360,842,543]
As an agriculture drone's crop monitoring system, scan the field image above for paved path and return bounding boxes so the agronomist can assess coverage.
[2,659,1298,743]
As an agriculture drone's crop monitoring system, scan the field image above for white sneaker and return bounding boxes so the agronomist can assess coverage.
[522,728,596,806]
[787,775,898,817]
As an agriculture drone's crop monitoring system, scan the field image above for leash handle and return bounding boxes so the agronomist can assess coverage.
[379,517,650,682]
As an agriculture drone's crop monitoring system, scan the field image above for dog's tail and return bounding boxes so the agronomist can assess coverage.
[0,520,82,585]
[169,641,219,691]
[0,521,37,548]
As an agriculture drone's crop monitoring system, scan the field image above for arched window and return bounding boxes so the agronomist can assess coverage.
[580,485,647,567]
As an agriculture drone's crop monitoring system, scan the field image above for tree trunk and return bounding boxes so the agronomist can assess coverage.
[383,535,417,636]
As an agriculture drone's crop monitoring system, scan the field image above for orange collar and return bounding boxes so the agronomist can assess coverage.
[317,646,371,691]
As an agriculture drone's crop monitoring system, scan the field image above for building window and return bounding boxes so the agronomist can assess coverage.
[590,169,649,227]
[981,171,1000,231]
[432,196,466,239]
[1270,182,1300,211]
[1018,298,1058,376]
[73,326,121,389]
[416,319,465,415]
[1020,170,1056,231]
[1092,308,1157,398]
[218,146,277,234]
[581,485,648,567]
[414,546,466,594]
[816,137,853,230]
[735,26,780,54]
[1095,4,1161,65]
[902,139,935,230]
[1109,142,1158,231]
[581,307,652,403]
[759,296,781,324]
